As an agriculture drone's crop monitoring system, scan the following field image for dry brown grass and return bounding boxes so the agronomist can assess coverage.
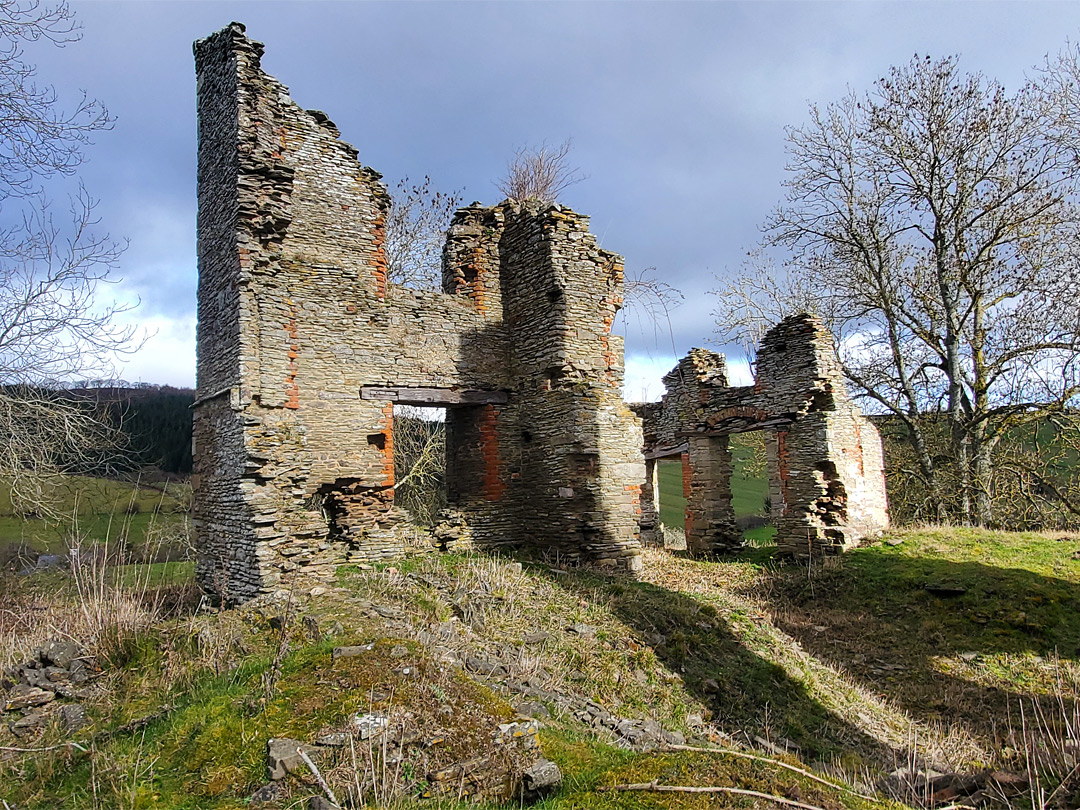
[8,526,1078,809]
[638,548,988,768]
[338,552,700,735]
[0,541,197,671]
[677,529,1080,808]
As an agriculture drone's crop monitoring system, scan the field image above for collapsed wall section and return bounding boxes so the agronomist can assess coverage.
[637,351,739,554]
[755,316,889,554]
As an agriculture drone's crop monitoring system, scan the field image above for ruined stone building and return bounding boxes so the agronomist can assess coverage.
[636,315,889,557]
[191,23,888,603]
[192,24,643,602]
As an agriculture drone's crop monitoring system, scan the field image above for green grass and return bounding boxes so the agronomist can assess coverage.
[779,528,1080,656]
[537,726,898,809]
[114,560,195,588]
[761,527,1080,763]
[9,526,1080,809]
[4,546,902,810]
[656,434,770,534]
[743,525,777,546]
[656,459,686,528]
[0,475,190,558]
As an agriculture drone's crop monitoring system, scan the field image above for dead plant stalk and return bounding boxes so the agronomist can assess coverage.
[660,742,878,800]
[598,780,829,810]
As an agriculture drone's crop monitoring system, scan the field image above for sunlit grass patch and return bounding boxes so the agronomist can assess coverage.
[8,524,1079,809]
[0,475,191,559]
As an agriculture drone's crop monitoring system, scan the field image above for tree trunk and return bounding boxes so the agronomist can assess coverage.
[972,425,997,526]
[938,249,971,523]
[970,293,993,527]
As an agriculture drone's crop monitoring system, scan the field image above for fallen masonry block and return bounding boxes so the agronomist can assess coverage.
[351,712,389,740]
[522,758,563,798]
[266,737,304,781]
[331,644,375,660]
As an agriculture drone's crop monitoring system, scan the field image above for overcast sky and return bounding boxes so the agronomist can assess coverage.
[20,0,1080,398]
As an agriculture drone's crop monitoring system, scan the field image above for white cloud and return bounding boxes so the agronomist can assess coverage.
[726,357,754,387]
[113,314,195,388]
[623,354,674,402]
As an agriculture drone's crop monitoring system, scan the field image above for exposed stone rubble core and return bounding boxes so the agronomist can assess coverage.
[192,23,643,602]
[637,314,889,556]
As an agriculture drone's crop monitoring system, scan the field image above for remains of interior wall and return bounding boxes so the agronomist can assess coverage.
[639,314,889,557]
[192,24,642,602]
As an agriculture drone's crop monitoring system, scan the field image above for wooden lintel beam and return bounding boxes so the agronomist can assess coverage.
[643,443,689,460]
[360,386,509,406]
[675,416,794,438]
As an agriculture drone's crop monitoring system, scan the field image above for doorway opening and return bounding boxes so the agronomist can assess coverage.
[654,455,687,549]
[652,432,776,549]
[729,430,776,547]
[392,405,447,526]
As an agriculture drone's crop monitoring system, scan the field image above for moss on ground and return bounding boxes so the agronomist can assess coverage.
[536,728,902,810]
[6,526,1080,808]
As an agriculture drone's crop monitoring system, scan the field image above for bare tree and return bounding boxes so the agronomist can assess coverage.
[616,265,686,399]
[623,266,684,326]
[0,386,121,517]
[0,190,134,386]
[713,52,1080,526]
[0,0,111,205]
[1039,39,1080,161]
[392,405,445,526]
[0,1,136,517]
[495,139,584,205]
[381,175,460,520]
[711,249,820,379]
[385,175,461,289]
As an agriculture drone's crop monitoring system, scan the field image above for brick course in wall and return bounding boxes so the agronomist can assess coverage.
[192,23,643,602]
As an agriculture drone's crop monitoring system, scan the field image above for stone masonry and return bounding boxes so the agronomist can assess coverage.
[638,314,889,557]
[192,24,643,602]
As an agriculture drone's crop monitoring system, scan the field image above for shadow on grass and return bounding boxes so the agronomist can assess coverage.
[538,565,899,767]
[753,548,1080,744]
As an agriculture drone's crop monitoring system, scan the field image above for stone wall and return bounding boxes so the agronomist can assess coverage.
[192,23,642,602]
[639,314,889,557]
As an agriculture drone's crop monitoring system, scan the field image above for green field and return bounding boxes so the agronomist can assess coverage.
[656,433,771,540]
[0,476,190,562]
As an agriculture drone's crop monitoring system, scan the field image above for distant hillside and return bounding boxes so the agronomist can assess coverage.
[71,385,195,475]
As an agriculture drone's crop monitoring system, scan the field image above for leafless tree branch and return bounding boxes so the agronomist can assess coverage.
[0,0,111,205]
[385,175,461,290]
[0,1,138,517]
[392,405,445,526]
[713,51,1080,525]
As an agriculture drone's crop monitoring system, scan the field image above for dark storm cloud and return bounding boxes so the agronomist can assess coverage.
[21,1,1080,386]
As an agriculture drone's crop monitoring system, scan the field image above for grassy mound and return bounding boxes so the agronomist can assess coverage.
[3,526,1078,809]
